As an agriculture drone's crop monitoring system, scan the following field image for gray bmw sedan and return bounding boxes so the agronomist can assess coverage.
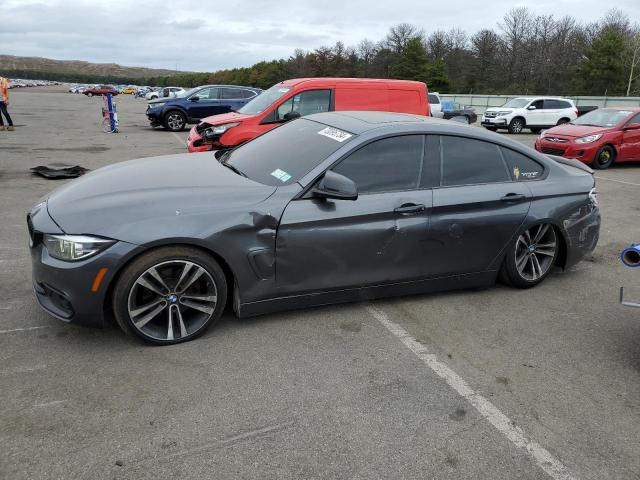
[28,111,600,344]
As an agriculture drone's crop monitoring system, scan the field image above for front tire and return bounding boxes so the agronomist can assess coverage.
[113,246,228,345]
[508,118,525,134]
[163,110,187,131]
[501,224,558,288]
[592,145,615,170]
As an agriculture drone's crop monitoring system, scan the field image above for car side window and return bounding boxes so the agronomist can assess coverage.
[428,94,440,105]
[220,88,244,100]
[332,135,424,194]
[194,88,218,100]
[239,89,257,99]
[501,147,544,181]
[530,100,544,109]
[440,136,510,187]
[276,90,331,121]
[625,113,640,126]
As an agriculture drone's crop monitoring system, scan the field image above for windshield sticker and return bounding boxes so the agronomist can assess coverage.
[318,127,352,142]
[521,171,539,179]
[270,168,292,183]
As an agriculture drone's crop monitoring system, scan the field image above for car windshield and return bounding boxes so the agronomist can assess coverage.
[179,87,199,98]
[573,109,633,127]
[502,98,530,108]
[237,85,291,115]
[224,119,355,186]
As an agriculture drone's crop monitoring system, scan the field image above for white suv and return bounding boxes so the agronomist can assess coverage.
[428,92,443,118]
[481,97,578,134]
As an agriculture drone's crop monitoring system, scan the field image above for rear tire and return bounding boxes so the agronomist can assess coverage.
[113,246,228,345]
[508,118,525,134]
[592,145,615,169]
[500,224,558,288]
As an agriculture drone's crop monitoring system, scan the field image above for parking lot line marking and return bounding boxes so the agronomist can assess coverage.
[171,132,187,147]
[594,175,640,187]
[0,326,50,335]
[33,400,66,408]
[365,303,578,480]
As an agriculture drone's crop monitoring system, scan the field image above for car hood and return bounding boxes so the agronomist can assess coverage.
[542,124,610,138]
[199,111,253,126]
[485,107,515,114]
[46,152,277,243]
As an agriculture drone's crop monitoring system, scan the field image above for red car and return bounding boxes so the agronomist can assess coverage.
[82,85,119,97]
[535,107,640,169]
[187,77,430,152]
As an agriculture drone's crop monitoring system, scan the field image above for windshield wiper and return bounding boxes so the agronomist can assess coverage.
[220,161,247,178]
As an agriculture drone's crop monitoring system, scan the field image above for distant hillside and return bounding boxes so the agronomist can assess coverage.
[0,54,191,84]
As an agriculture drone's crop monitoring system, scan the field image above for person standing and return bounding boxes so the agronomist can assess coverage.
[0,76,14,131]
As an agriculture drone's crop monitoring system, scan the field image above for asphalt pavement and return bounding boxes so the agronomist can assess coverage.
[1,87,639,479]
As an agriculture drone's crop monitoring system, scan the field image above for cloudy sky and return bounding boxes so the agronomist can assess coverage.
[1,0,639,72]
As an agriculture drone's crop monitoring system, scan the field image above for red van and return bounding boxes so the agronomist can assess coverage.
[187,78,430,152]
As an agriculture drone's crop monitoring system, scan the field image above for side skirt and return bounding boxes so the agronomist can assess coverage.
[237,271,498,318]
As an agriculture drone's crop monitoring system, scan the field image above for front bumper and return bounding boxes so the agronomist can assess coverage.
[187,126,218,153]
[481,116,509,127]
[146,107,163,126]
[534,139,600,164]
[28,208,139,327]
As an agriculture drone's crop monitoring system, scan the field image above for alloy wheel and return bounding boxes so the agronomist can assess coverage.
[166,112,185,130]
[514,224,557,282]
[127,260,218,341]
[509,119,524,134]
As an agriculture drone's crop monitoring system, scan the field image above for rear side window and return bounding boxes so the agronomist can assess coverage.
[332,135,424,194]
[625,113,640,126]
[428,94,440,104]
[440,136,510,187]
[501,148,544,181]
[220,88,255,100]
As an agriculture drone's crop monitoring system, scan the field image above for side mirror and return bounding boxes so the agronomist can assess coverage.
[624,122,640,130]
[527,105,537,110]
[190,96,200,102]
[312,171,358,201]
[283,111,301,121]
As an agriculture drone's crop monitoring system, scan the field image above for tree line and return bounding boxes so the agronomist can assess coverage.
[3,8,639,96]
[150,8,639,96]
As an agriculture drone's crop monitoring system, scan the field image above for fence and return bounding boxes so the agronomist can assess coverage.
[440,94,640,114]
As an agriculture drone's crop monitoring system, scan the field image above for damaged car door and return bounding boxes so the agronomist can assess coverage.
[427,135,532,276]
[275,135,434,294]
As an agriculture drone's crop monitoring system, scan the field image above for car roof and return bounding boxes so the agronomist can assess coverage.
[194,84,260,90]
[306,111,538,150]
[277,77,425,89]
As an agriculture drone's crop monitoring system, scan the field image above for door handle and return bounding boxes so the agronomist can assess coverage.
[394,203,426,214]
[500,193,526,202]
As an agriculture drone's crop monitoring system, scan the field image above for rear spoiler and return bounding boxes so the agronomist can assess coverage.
[545,154,594,174]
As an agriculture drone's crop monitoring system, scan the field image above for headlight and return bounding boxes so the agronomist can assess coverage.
[43,234,115,261]
[496,111,512,116]
[575,134,602,144]
[206,122,240,137]
[149,102,165,109]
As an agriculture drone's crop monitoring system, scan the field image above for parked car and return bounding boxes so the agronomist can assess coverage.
[146,84,261,132]
[120,86,137,95]
[482,97,578,134]
[442,102,477,124]
[83,85,119,97]
[28,111,600,345]
[534,107,640,169]
[187,78,431,152]
[146,87,184,100]
[428,92,443,118]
